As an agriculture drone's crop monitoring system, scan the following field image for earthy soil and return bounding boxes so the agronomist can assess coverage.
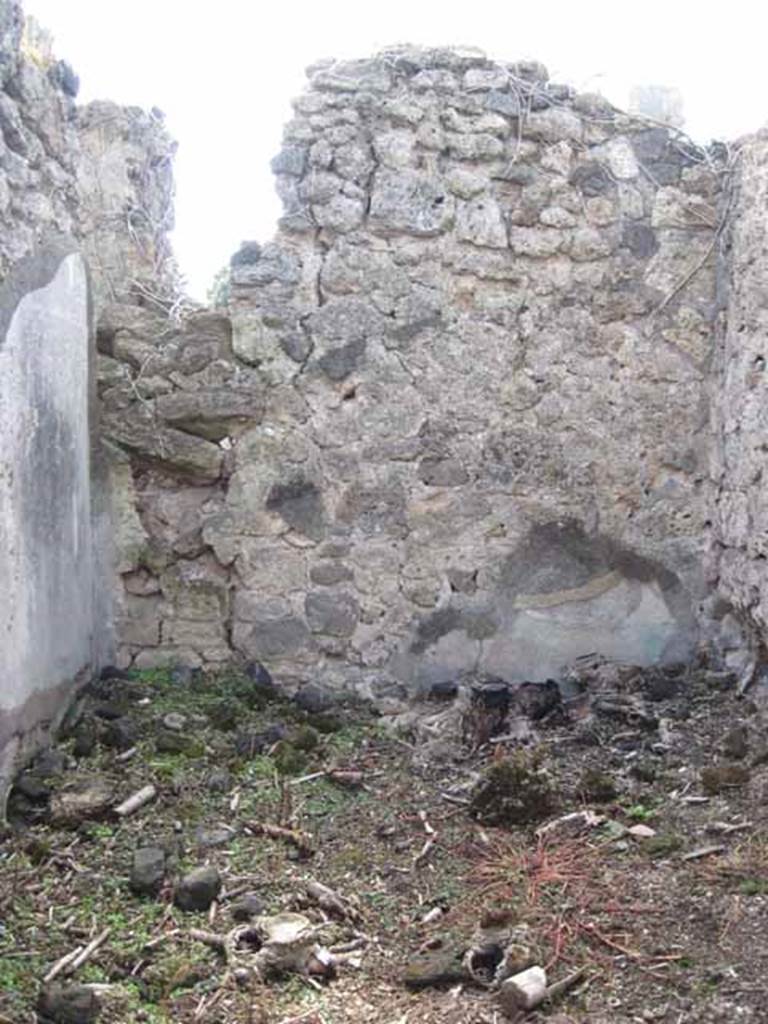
[2,663,767,1024]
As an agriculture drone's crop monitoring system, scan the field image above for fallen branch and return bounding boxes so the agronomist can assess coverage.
[327,770,365,789]
[115,784,157,817]
[68,928,111,973]
[682,845,726,861]
[414,835,436,868]
[43,946,84,983]
[546,966,586,1002]
[245,821,314,858]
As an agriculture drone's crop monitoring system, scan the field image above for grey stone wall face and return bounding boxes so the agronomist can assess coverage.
[0,3,159,807]
[0,3,80,279]
[0,243,106,808]
[707,132,768,671]
[104,49,724,692]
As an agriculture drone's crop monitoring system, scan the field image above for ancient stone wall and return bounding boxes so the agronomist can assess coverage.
[0,3,80,277]
[105,49,724,694]
[706,133,768,674]
[0,0,171,808]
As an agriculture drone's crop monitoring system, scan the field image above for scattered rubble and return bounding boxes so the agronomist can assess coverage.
[3,658,768,1023]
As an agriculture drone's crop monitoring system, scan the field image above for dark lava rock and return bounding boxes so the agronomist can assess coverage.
[130,846,166,896]
[6,791,39,824]
[37,983,100,1023]
[174,866,222,911]
[294,683,336,714]
[34,749,68,777]
[230,893,264,921]
[640,670,680,703]
[427,680,458,701]
[470,755,555,827]
[513,680,561,720]
[403,945,470,989]
[12,771,51,804]
[170,664,195,686]
[471,678,510,711]
[72,725,97,760]
[245,661,276,695]
[100,665,132,682]
[722,724,749,760]
[92,701,126,721]
[463,678,511,746]
[234,723,288,758]
[206,768,234,793]
[101,717,137,751]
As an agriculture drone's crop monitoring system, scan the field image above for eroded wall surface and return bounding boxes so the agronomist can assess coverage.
[0,243,107,804]
[708,132,768,667]
[104,50,724,693]
[0,3,117,805]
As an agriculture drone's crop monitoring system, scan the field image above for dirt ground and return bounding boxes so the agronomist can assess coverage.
[2,661,767,1024]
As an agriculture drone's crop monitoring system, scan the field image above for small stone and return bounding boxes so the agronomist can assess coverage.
[72,728,97,759]
[244,661,276,695]
[194,826,233,848]
[644,833,684,858]
[513,681,561,721]
[701,763,750,794]
[294,683,336,714]
[92,701,125,721]
[174,866,222,912]
[628,824,656,838]
[305,591,359,636]
[37,983,100,1023]
[170,664,195,686]
[100,665,132,682]
[33,749,68,777]
[12,771,51,804]
[230,893,264,921]
[101,718,137,751]
[427,680,458,701]
[291,725,321,752]
[403,945,469,989]
[130,846,166,896]
[205,768,234,793]
[234,723,288,758]
[155,732,204,756]
[162,712,187,733]
[50,777,115,827]
[722,724,749,760]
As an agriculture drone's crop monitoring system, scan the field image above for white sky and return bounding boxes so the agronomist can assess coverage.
[25,0,768,300]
